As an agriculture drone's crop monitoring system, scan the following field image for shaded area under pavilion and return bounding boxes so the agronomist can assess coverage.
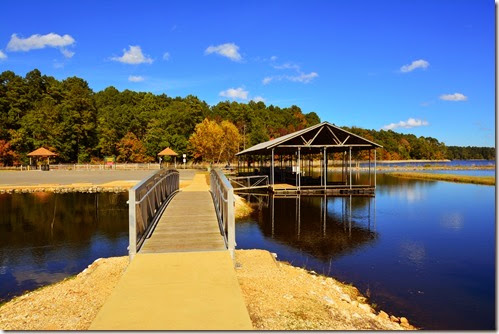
[235,121,382,195]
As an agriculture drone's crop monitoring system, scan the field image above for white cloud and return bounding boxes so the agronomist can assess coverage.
[262,72,318,85]
[439,93,467,101]
[262,77,273,85]
[162,52,170,60]
[60,48,74,58]
[264,59,318,85]
[288,72,318,83]
[128,75,145,82]
[382,118,429,130]
[7,33,75,51]
[219,87,248,100]
[270,55,278,61]
[252,96,265,103]
[111,45,153,64]
[400,59,429,73]
[0,50,7,60]
[6,33,75,57]
[272,62,300,71]
[205,43,242,61]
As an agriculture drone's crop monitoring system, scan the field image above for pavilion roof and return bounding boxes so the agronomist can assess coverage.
[27,147,58,157]
[158,147,178,156]
[236,121,382,156]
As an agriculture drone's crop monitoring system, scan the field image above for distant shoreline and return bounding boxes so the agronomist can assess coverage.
[389,172,495,185]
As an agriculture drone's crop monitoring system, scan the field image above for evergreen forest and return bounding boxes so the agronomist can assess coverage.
[0,69,494,165]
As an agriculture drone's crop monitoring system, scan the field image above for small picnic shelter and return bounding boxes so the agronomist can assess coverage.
[158,147,178,167]
[27,147,58,169]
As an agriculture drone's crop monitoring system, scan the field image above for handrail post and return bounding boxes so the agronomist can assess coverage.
[227,187,235,260]
[129,188,137,261]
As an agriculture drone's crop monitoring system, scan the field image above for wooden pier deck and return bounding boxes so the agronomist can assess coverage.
[90,173,252,330]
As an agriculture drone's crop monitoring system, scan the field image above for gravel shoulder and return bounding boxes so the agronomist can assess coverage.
[0,250,414,330]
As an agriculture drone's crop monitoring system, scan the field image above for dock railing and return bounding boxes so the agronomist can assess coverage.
[129,168,179,260]
[229,175,269,191]
[210,168,235,259]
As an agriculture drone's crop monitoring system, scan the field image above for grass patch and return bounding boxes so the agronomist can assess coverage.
[390,172,495,185]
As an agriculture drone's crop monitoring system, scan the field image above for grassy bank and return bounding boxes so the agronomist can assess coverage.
[390,172,495,185]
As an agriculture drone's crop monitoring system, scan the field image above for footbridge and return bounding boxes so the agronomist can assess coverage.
[90,169,252,330]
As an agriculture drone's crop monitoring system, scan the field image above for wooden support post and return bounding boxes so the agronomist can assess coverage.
[271,148,275,185]
[349,146,352,189]
[374,149,377,189]
[323,147,327,190]
[369,149,371,186]
[297,147,301,190]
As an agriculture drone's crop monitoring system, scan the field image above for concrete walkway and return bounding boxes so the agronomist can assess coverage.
[90,172,252,330]
[89,252,252,330]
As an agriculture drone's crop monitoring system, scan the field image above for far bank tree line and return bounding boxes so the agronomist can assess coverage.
[0,69,495,165]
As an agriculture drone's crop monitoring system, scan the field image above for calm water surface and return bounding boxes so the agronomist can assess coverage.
[422,169,495,176]
[0,171,495,330]
[0,192,128,303]
[361,159,495,168]
[236,174,495,330]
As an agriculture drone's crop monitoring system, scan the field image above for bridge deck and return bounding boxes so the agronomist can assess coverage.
[140,191,225,253]
[90,173,252,330]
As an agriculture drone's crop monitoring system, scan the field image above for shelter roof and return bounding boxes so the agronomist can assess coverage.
[27,147,58,157]
[158,147,178,156]
[236,121,382,156]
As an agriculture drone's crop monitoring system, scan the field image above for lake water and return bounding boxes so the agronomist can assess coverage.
[236,173,495,330]
[421,169,495,177]
[0,192,129,303]
[362,159,495,168]
[0,170,495,330]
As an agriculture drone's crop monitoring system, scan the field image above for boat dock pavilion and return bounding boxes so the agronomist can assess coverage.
[235,122,382,195]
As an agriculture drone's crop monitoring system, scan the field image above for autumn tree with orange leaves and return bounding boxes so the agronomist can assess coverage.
[116,132,152,163]
[189,118,241,164]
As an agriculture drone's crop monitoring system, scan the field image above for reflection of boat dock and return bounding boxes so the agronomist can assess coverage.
[244,192,378,260]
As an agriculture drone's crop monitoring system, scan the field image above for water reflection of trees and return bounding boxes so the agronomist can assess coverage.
[0,192,129,302]
[0,192,128,251]
[250,194,378,261]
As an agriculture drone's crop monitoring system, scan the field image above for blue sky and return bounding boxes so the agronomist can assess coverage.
[0,0,495,147]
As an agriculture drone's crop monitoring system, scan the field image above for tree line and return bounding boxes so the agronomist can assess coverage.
[0,69,494,165]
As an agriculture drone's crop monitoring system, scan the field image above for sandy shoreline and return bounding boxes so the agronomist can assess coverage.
[0,250,415,330]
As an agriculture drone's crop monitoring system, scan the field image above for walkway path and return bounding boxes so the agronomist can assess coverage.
[141,173,225,253]
[89,172,252,330]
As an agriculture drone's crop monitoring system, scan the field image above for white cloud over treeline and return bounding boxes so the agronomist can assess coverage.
[382,118,429,130]
[7,33,75,58]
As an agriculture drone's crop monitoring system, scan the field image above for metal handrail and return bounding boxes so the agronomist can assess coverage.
[229,175,269,189]
[129,168,179,260]
[210,168,235,259]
